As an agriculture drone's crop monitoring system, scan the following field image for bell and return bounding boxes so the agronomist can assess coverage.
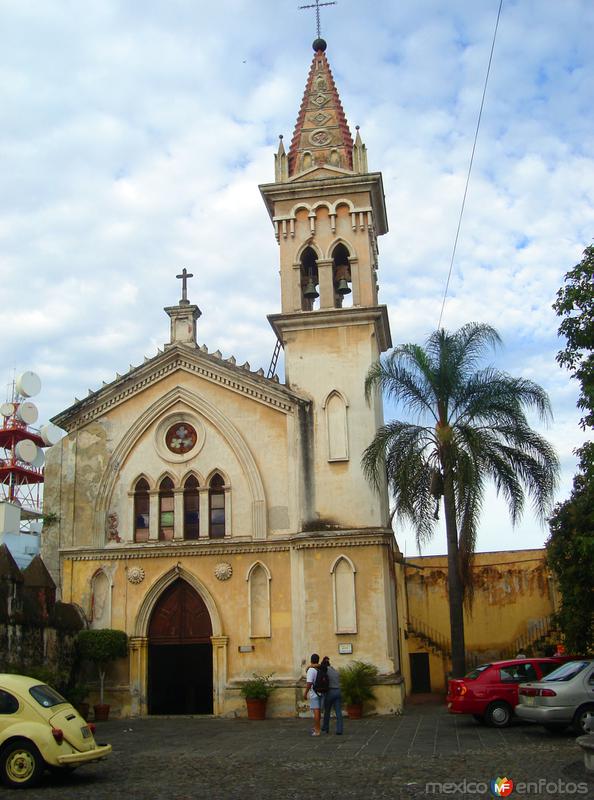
[336,278,351,296]
[303,280,319,300]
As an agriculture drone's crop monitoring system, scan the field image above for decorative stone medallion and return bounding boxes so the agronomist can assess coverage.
[214,562,233,581]
[309,129,332,147]
[165,422,198,454]
[312,93,328,107]
[127,566,145,585]
[313,112,330,125]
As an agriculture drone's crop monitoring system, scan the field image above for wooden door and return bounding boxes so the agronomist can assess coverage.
[148,580,213,714]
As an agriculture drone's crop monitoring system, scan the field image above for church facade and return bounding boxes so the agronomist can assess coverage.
[42,39,406,717]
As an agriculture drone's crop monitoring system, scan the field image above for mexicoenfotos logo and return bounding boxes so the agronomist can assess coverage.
[491,777,514,797]
[425,777,588,795]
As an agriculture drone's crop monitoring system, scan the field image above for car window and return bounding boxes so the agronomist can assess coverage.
[539,662,562,677]
[464,664,491,680]
[0,690,19,714]
[500,664,538,682]
[542,661,591,682]
[29,684,67,709]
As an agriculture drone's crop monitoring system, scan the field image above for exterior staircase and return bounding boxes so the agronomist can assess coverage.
[406,617,451,658]
[407,614,561,668]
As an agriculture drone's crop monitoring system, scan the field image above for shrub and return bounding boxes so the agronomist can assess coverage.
[77,629,128,704]
[240,673,275,700]
[339,660,379,706]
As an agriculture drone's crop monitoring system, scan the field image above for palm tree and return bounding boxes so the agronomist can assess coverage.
[362,323,559,677]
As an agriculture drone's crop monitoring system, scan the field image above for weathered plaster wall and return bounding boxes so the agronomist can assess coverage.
[61,534,403,718]
[401,549,557,693]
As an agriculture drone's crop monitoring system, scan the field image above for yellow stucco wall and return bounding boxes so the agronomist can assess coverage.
[399,549,557,693]
[60,535,404,718]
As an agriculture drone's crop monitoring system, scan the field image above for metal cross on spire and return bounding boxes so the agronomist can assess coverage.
[176,268,194,305]
[299,0,336,40]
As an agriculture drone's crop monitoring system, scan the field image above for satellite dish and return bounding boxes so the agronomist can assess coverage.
[31,447,45,468]
[40,423,64,447]
[16,371,41,398]
[0,402,15,417]
[16,401,38,425]
[15,439,38,464]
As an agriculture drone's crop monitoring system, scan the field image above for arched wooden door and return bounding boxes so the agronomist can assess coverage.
[148,579,213,714]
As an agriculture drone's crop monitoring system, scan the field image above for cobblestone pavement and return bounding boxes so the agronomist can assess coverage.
[19,703,593,800]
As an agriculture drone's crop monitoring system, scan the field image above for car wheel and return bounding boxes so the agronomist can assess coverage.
[572,704,594,735]
[543,723,567,733]
[485,701,512,728]
[473,714,485,724]
[0,739,45,789]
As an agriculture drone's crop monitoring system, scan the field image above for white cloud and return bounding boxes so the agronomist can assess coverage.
[1,0,592,554]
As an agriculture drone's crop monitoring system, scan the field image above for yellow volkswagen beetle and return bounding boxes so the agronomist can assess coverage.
[0,674,111,789]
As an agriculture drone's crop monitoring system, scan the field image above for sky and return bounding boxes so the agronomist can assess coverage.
[1,0,593,555]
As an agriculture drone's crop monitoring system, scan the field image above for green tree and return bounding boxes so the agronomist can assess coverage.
[362,323,559,677]
[546,444,594,655]
[77,629,128,705]
[548,244,594,653]
[552,244,594,430]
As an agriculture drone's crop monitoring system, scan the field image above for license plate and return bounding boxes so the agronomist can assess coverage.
[524,696,535,706]
[81,726,92,738]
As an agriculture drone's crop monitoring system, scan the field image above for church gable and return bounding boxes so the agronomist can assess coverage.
[44,344,310,553]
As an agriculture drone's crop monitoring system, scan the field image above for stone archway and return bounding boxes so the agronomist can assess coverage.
[147,578,213,714]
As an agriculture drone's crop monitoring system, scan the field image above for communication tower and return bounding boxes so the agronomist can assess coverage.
[0,371,62,519]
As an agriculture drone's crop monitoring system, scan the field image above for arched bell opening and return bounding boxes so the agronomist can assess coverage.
[332,243,353,308]
[300,247,320,311]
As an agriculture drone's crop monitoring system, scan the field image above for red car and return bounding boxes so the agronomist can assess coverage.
[447,657,569,727]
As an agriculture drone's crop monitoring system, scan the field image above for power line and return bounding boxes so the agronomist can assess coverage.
[437,0,504,330]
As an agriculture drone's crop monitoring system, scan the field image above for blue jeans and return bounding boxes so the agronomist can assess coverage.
[322,689,343,734]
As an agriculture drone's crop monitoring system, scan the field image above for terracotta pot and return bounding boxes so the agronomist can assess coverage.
[93,703,110,722]
[245,698,267,720]
[346,703,363,719]
[76,703,90,721]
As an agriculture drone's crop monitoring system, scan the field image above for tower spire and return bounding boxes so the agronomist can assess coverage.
[287,44,354,178]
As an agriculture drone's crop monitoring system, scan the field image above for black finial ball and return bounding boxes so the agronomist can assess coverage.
[312,38,327,52]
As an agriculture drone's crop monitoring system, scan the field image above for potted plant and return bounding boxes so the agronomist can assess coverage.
[240,673,275,720]
[339,660,379,719]
[77,629,128,721]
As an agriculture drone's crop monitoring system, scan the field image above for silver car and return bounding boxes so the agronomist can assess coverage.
[515,659,594,734]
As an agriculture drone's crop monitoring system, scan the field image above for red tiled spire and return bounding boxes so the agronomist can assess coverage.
[288,44,354,178]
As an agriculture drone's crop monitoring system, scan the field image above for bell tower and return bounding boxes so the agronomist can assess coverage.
[259,38,392,530]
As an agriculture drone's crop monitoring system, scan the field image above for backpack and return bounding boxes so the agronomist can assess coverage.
[313,663,329,695]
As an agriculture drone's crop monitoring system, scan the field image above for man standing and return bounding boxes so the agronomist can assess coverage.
[304,653,321,736]
[321,656,343,735]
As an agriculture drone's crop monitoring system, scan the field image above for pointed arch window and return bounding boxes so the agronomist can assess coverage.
[134,478,150,543]
[209,473,226,539]
[331,556,357,634]
[183,475,200,540]
[247,562,271,638]
[331,243,352,308]
[159,477,175,541]
[90,569,111,629]
[324,390,349,462]
[300,247,319,311]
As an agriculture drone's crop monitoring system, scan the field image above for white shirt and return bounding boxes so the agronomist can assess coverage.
[306,666,318,699]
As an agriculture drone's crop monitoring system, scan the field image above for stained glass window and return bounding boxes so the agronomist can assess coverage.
[209,473,225,538]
